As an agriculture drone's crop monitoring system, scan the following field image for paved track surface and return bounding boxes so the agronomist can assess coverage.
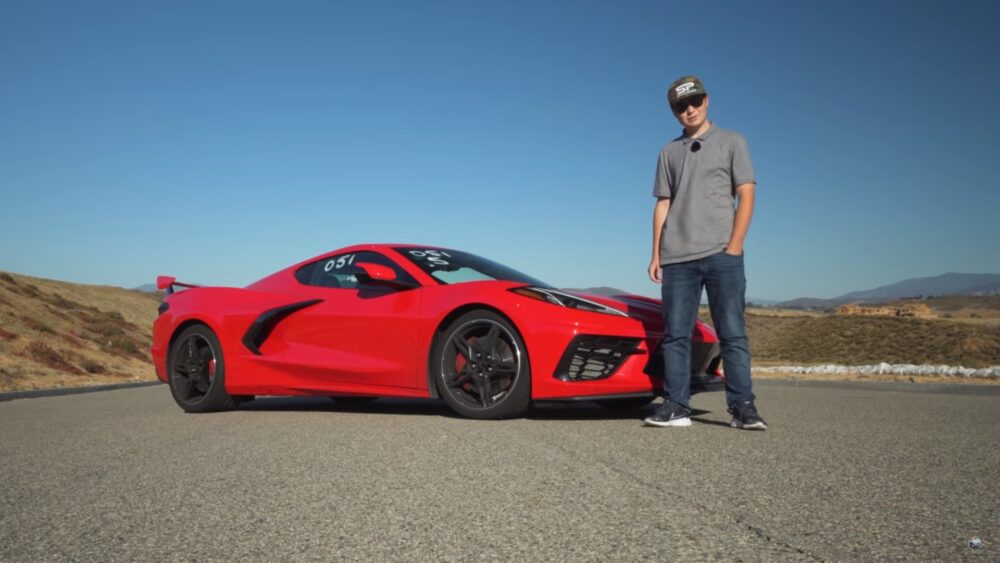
[1,382,997,561]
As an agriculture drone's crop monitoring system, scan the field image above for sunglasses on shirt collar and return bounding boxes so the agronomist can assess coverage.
[671,94,706,114]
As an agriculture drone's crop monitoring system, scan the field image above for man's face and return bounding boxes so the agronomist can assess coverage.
[672,94,709,129]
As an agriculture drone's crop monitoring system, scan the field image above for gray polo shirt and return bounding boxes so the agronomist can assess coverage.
[652,124,755,265]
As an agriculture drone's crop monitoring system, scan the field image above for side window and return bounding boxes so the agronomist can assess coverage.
[309,252,360,289]
[295,251,417,290]
[293,262,318,285]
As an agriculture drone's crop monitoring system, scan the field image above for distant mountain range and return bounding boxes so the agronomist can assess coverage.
[566,287,779,305]
[563,286,629,297]
[779,273,1000,309]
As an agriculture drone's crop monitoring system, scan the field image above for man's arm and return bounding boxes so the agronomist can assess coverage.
[648,197,670,283]
[726,183,755,255]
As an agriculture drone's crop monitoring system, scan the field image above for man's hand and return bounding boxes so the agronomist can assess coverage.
[725,184,755,256]
[648,258,662,284]
[650,198,670,284]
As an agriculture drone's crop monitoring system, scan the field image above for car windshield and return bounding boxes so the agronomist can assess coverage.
[394,247,552,288]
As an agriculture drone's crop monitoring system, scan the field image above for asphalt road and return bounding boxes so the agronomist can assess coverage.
[1,382,997,561]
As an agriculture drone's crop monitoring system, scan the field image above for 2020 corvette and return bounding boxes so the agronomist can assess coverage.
[152,244,722,419]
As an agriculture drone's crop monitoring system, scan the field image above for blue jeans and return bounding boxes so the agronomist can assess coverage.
[661,251,754,409]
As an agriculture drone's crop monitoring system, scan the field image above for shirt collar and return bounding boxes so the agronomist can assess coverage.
[680,122,715,144]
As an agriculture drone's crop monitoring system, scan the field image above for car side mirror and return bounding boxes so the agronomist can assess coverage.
[354,263,419,290]
[355,262,397,283]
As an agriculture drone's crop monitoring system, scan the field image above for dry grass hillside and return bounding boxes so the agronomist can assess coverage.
[742,311,1000,368]
[0,271,160,391]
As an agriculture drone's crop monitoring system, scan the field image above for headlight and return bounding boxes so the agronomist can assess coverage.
[508,287,628,317]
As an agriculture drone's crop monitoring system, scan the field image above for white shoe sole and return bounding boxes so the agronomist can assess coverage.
[730,419,767,430]
[643,416,692,427]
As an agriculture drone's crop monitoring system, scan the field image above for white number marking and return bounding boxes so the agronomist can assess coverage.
[409,249,451,267]
[324,253,356,271]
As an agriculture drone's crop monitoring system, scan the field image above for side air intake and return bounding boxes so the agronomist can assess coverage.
[242,299,322,355]
[554,335,644,381]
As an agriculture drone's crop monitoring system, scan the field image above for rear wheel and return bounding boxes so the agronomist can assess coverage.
[433,310,530,419]
[167,325,236,413]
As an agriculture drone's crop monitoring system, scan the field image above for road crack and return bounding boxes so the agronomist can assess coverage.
[530,432,828,562]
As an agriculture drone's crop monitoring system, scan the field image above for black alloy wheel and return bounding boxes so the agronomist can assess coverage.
[435,310,530,419]
[167,324,236,413]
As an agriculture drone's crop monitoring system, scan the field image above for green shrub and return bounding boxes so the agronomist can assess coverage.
[79,359,106,374]
[24,341,82,374]
[43,293,82,310]
[22,316,55,334]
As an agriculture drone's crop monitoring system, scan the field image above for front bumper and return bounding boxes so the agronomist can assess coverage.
[522,316,720,400]
[519,310,656,399]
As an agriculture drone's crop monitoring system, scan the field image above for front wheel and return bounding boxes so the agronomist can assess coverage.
[167,324,236,413]
[433,310,530,419]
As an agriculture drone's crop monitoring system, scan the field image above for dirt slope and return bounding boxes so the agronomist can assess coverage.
[0,271,160,391]
[744,312,1000,368]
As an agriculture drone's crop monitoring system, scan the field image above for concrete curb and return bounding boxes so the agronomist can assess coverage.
[0,380,162,402]
[756,378,1000,396]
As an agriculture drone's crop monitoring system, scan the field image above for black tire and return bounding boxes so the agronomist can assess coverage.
[595,396,655,410]
[433,310,530,420]
[167,324,236,413]
[328,396,377,405]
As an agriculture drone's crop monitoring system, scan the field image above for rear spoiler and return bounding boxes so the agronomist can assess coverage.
[156,275,201,295]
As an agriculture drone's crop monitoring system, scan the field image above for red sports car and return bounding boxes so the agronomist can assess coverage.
[152,244,721,419]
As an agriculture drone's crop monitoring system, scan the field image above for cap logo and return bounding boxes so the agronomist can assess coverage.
[674,82,696,96]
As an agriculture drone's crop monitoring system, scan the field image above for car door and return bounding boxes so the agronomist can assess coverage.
[279,251,424,391]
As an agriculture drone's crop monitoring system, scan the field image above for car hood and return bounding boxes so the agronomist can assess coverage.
[442,282,666,327]
[565,291,664,325]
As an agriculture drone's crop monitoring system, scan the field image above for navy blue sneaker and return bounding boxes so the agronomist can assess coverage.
[728,400,767,430]
[643,401,692,427]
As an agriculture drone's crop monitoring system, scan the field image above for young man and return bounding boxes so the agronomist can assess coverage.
[643,76,767,430]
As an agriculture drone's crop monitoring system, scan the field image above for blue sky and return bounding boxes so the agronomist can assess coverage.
[1,0,998,301]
